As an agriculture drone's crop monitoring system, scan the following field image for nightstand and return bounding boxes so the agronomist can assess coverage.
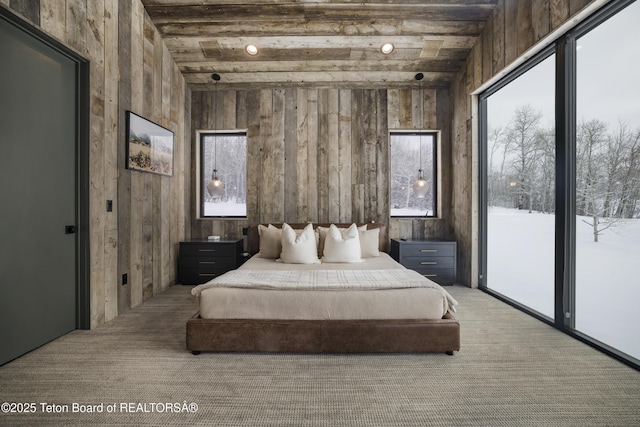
[178,239,243,285]
[390,238,457,286]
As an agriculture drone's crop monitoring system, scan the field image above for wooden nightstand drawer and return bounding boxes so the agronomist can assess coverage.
[180,243,238,258]
[178,270,227,284]
[402,256,455,270]
[390,238,457,286]
[399,243,455,258]
[417,269,456,285]
[179,256,236,270]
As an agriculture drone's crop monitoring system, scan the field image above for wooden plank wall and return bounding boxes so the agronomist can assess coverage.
[451,0,594,287]
[190,87,453,246]
[3,0,190,327]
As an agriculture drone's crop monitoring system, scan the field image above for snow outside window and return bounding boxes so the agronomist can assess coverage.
[200,132,247,217]
[390,132,437,217]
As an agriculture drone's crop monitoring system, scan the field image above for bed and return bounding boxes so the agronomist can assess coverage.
[186,223,460,354]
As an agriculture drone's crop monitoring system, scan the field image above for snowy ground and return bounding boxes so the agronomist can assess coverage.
[204,201,246,217]
[487,207,639,360]
[390,208,433,216]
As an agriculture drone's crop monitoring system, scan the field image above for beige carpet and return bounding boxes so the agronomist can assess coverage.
[0,285,638,426]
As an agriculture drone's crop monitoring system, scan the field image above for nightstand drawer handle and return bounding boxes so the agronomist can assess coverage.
[420,249,437,253]
[424,274,438,277]
[199,273,217,277]
[420,261,437,265]
[199,261,216,264]
[198,249,217,252]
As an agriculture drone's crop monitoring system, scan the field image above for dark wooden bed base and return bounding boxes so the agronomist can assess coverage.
[186,223,460,355]
[187,313,460,354]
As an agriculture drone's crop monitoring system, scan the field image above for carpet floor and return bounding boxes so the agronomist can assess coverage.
[0,284,638,426]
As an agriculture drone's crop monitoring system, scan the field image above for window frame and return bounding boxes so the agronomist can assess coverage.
[197,129,248,219]
[478,0,640,370]
[389,130,440,218]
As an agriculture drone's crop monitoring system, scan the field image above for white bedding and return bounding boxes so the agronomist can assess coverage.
[192,253,458,320]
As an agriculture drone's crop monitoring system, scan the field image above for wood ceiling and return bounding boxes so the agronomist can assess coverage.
[142,1,498,91]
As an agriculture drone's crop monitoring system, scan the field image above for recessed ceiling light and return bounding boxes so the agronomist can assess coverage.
[381,43,394,54]
[245,44,258,56]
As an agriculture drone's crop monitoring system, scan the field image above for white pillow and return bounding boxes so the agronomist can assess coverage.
[359,227,381,258]
[322,223,363,263]
[258,224,281,259]
[279,223,320,264]
[317,224,366,257]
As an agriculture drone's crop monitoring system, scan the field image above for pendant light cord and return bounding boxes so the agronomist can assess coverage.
[213,79,217,179]
[419,80,423,175]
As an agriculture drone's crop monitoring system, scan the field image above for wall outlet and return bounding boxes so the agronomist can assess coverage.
[122,273,128,285]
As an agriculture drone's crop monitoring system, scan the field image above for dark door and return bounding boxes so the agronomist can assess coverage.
[0,17,78,365]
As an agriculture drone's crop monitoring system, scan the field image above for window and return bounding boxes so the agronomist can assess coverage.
[480,0,640,367]
[390,131,438,217]
[574,0,640,361]
[199,131,247,218]
[483,53,556,319]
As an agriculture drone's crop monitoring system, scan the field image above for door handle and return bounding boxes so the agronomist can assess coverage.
[65,225,76,234]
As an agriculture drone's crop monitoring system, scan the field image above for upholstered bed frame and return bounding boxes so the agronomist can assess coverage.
[186,223,460,354]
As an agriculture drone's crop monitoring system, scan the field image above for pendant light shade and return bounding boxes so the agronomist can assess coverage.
[412,169,429,198]
[207,170,224,198]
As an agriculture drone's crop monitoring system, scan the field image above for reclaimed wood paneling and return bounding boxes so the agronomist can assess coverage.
[532,0,551,43]
[190,86,446,248]
[39,0,65,41]
[103,0,119,323]
[87,0,106,327]
[307,89,319,223]
[296,88,309,221]
[9,0,39,25]
[316,89,329,222]
[492,0,506,75]
[144,1,494,90]
[245,90,261,225]
[504,0,518,65]
[362,89,378,223]
[65,0,86,54]
[375,89,389,225]
[4,0,190,327]
[151,25,163,297]
[350,89,365,223]
[338,89,352,223]
[327,89,340,223]
[284,88,298,223]
[117,0,133,315]
[516,0,534,56]
[129,0,145,308]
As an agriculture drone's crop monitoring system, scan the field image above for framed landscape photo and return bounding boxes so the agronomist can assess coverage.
[125,111,174,176]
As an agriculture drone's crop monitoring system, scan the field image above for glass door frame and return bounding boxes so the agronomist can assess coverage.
[478,44,557,327]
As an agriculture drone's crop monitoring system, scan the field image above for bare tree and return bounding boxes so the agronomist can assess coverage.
[576,120,638,242]
[505,105,543,212]
[533,125,555,214]
[612,124,640,219]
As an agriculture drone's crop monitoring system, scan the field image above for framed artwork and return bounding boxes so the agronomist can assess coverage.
[125,111,174,176]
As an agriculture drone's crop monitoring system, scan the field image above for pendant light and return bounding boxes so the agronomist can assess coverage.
[412,73,429,199]
[207,73,224,199]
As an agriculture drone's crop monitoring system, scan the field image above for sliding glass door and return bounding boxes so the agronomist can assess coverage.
[574,0,640,360]
[481,0,639,367]
[484,54,556,320]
